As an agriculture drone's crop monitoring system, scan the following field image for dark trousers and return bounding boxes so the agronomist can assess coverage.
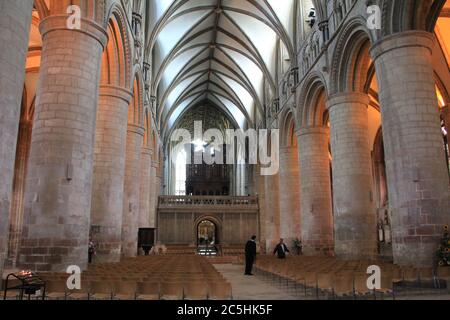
[245,256,254,274]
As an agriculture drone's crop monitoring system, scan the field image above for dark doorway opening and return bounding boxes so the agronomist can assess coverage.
[138,228,155,255]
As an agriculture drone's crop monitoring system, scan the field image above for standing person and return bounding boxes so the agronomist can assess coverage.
[88,238,96,264]
[244,235,257,275]
[273,238,290,259]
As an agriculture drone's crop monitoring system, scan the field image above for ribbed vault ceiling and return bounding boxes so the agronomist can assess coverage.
[146,0,296,136]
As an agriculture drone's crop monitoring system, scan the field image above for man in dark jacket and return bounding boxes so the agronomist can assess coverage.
[244,235,257,275]
[273,238,290,259]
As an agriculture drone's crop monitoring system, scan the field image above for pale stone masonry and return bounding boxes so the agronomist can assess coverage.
[255,166,267,253]
[149,161,158,229]
[297,127,334,255]
[370,31,450,267]
[7,120,33,268]
[278,146,301,250]
[264,173,280,252]
[139,147,154,228]
[0,0,34,283]
[90,85,133,263]
[18,16,108,272]
[1,1,449,274]
[327,93,377,259]
[121,124,145,257]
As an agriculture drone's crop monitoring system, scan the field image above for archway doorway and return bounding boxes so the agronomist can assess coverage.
[196,218,220,256]
[197,220,217,246]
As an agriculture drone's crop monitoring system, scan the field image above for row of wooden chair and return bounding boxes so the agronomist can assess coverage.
[38,280,232,300]
[5,255,231,300]
[221,246,245,256]
[254,255,450,299]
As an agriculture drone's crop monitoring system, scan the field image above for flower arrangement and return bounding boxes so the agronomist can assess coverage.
[437,225,450,266]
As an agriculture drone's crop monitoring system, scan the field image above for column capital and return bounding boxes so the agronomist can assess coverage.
[369,30,434,62]
[99,85,133,104]
[39,15,108,49]
[141,146,154,157]
[326,92,370,110]
[151,160,160,168]
[127,124,145,136]
[295,126,329,137]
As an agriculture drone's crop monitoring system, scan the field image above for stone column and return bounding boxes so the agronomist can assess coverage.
[90,85,132,263]
[264,172,280,252]
[149,160,158,229]
[139,147,154,229]
[327,92,377,259]
[278,146,301,251]
[18,16,108,272]
[121,124,145,257]
[442,105,450,136]
[7,120,33,268]
[370,31,450,267]
[0,0,33,281]
[297,127,334,255]
[255,165,267,253]
[154,159,163,212]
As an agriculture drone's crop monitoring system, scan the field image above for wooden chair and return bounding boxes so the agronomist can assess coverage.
[375,272,394,300]
[67,284,90,300]
[44,281,68,300]
[208,282,232,300]
[113,281,137,300]
[184,282,208,300]
[418,268,435,285]
[316,272,334,298]
[436,267,450,290]
[332,275,354,299]
[353,273,373,299]
[136,282,160,300]
[302,271,318,296]
[160,282,184,300]
[402,267,419,283]
[89,281,113,300]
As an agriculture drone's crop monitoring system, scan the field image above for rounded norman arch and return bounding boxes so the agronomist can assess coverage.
[279,109,298,147]
[330,17,375,95]
[193,215,223,245]
[297,71,329,127]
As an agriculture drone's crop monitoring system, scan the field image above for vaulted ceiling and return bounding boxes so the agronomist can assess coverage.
[145,0,296,137]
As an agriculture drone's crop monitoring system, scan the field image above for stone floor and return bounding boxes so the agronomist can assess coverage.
[213,264,297,300]
[213,264,450,301]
